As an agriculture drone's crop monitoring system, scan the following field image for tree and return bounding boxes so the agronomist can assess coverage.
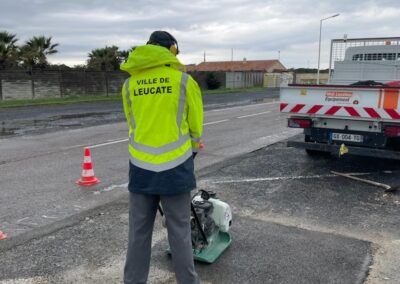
[118,46,136,64]
[72,64,87,70]
[206,72,221,90]
[87,46,121,71]
[47,63,71,70]
[20,36,59,69]
[0,31,19,69]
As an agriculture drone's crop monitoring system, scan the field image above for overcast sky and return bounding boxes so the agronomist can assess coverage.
[1,0,399,68]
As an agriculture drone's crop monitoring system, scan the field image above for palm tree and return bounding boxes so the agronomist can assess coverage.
[118,46,136,64]
[0,31,19,69]
[87,46,121,71]
[20,36,59,69]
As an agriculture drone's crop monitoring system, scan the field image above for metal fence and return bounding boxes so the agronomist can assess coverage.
[0,70,128,100]
[225,72,264,88]
[328,36,400,82]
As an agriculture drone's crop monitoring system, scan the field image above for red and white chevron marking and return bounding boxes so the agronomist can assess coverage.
[280,103,400,120]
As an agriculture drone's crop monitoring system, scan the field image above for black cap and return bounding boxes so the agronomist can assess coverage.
[147,31,179,54]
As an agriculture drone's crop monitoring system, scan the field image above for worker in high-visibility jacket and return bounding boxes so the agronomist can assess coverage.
[121,31,202,284]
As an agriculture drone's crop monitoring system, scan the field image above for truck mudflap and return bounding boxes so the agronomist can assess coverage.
[287,141,400,160]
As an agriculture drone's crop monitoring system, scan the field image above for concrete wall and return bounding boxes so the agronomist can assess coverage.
[264,73,294,88]
[0,70,128,100]
[2,80,32,100]
[294,73,329,85]
[0,69,273,100]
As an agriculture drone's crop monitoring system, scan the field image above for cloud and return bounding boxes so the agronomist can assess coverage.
[1,0,400,67]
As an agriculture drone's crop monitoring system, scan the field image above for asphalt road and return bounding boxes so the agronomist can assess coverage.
[0,92,296,244]
[4,137,400,283]
[0,90,277,138]
[1,89,400,283]
[198,138,400,284]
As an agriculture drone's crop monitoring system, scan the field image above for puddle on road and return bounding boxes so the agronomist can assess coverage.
[0,126,19,137]
[50,112,109,121]
[0,111,124,138]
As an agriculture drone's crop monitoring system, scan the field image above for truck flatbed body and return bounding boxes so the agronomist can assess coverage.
[280,85,400,123]
[280,84,400,160]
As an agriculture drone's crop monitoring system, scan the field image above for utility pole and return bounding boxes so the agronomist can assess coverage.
[204,51,206,62]
[317,13,340,84]
[231,48,233,61]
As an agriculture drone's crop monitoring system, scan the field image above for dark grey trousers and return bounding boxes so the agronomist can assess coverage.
[124,191,200,284]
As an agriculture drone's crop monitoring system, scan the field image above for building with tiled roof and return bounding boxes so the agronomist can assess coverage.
[186,59,286,73]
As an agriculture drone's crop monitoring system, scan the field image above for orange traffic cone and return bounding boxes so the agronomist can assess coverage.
[76,147,100,186]
[0,230,6,240]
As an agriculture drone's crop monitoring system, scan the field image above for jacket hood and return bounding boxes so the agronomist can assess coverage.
[120,45,184,75]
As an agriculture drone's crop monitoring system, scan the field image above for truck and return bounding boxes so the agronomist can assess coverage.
[280,37,400,160]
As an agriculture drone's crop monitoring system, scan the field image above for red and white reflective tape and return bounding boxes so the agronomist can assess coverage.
[81,169,95,178]
[76,147,100,186]
[81,149,94,177]
[280,103,400,120]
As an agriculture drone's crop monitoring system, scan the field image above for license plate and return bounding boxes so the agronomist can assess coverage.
[331,132,363,143]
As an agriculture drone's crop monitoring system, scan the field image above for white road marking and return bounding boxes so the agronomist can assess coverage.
[42,215,58,219]
[100,182,128,193]
[18,221,38,226]
[208,101,279,112]
[88,138,128,149]
[85,102,278,148]
[210,172,370,184]
[203,119,229,126]
[62,143,87,150]
[17,217,30,223]
[237,111,271,119]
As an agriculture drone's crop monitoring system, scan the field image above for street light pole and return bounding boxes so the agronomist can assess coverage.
[317,13,339,84]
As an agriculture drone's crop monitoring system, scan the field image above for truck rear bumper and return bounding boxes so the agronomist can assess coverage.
[287,141,400,160]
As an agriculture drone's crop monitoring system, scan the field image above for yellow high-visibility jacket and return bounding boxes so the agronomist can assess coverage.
[120,45,203,173]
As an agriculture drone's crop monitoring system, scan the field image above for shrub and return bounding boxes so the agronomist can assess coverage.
[206,72,221,90]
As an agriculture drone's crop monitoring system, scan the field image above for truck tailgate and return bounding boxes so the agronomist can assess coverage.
[280,85,400,122]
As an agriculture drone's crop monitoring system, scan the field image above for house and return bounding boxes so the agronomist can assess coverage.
[186,59,286,73]
[186,59,287,89]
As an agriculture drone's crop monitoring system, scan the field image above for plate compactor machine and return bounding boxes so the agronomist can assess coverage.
[159,190,232,263]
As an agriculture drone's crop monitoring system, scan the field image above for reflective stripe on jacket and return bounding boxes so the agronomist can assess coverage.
[121,45,203,172]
